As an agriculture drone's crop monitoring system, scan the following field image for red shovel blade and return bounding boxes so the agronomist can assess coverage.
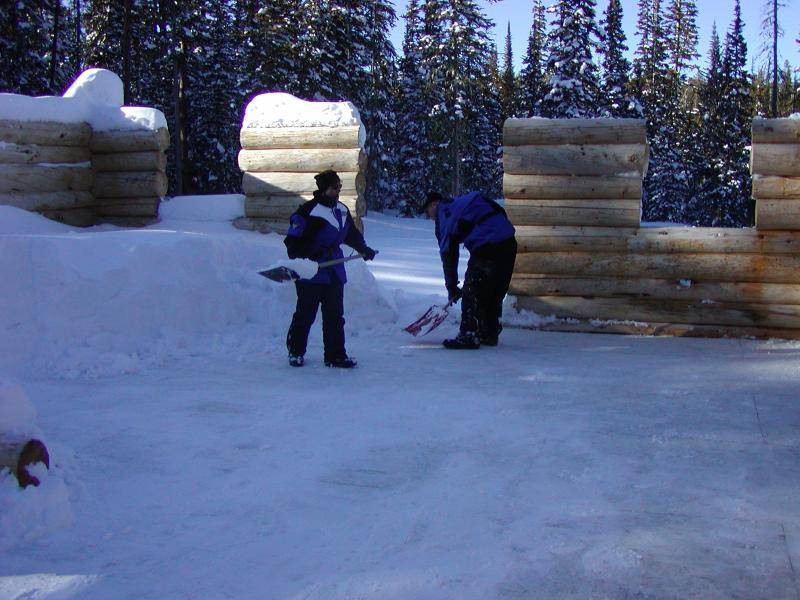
[404,303,451,336]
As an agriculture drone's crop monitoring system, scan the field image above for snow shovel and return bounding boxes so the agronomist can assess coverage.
[259,252,373,283]
[404,299,457,337]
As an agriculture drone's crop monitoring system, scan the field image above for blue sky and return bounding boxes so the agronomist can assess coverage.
[389,0,800,74]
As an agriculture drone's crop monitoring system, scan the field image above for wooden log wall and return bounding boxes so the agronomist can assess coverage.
[238,125,366,232]
[507,117,800,340]
[0,118,169,227]
[502,118,647,228]
[90,127,169,224]
[0,119,94,226]
[752,118,800,230]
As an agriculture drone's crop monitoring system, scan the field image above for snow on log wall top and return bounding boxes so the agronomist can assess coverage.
[0,69,166,132]
[237,93,367,233]
[242,93,365,148]
[506,117,800,340]
[0,69,169,227]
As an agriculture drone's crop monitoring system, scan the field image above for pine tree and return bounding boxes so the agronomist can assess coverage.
[664,0,698,83]
[185,0,241,194]
[598,0,641,117]
[498,23,518,122]
[761,0,785,117]
[539,0,604,118]
[687,24,725,225]
[0,0,52,95]
[717,0,754,225]
[633,0,691,222]
[518,0,547,117]
[432,0,499,195]
[359,1,399,212]
[394,0,434,213]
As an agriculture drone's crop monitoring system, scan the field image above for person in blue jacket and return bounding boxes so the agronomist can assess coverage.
[423,191,517,349]
[284,170,376,368]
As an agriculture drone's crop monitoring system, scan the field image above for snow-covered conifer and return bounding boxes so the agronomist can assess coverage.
[518,0,548,117]
[498,23,518,122]
[539,0,604,118]
[599,0,641,117]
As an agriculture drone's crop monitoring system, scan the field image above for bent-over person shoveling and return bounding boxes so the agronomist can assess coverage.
[419,190,517,349]
[282,169,377,368]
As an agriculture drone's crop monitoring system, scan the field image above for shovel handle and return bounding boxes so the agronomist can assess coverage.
[318,251,376,268]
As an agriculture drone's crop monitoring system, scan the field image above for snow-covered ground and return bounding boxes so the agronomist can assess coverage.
[2,202,800,599]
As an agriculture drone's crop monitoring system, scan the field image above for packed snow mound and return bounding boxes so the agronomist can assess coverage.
[0,205,77,234]
[242,92,365,146]
[63,68,123,106]
[0,377,72,553]
[0,377,37,436]
[159,194,245,222]
[0,206,394,378]
[0,68,167,132]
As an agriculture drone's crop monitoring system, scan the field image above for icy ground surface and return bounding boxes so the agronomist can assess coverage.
[3,210,800,599]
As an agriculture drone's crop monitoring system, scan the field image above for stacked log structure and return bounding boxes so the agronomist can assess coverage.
[238,126,366,232]
[90,127,169,225]
[502,118,647,227]
[0,119,95,226]
[752,118,800,230]
[508,117,800,340]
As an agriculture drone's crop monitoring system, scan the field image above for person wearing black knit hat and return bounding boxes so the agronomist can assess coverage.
[283,169,377,368]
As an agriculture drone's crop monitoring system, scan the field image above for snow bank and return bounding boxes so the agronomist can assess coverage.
[0,68,167,131]
[0,206,394,379]
[0,377,72,552]
[242,92,366,146]
[159,194,245,222]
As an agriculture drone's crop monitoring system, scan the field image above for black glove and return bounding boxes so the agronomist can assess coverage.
[447,286,462,303]
[361,247,377,261]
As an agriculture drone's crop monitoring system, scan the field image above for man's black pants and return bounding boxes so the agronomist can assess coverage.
[286,280,346,360]
[460,237,518,341]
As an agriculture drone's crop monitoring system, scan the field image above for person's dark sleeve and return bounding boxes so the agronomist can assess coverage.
[441,240,460,293]
[284,210,311,259]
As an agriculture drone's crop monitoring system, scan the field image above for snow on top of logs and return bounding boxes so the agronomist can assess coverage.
[242,92,365,147]
[0,69,167,133]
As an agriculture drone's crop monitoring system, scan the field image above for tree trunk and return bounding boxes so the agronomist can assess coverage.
[122,0,132,105]
[172,38,187,196]
[74,0,82,74]
[49,0,61,92]
[771,0,778,118]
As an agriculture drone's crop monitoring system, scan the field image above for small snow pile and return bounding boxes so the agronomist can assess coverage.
[501,296,560,328]
[242,92,365,146]
[0,68,166,132]
[0,205,76,234]
[0,377,38,437]
[0,205,395,378]
[62,68,123,106]
[159,194,245,222]
[0,377,72,552]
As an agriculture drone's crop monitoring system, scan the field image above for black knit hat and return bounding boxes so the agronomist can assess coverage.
[422,191,445,211]
[315,170,341,191]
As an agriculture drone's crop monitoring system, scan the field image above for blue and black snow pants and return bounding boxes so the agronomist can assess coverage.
[286,280,346,360]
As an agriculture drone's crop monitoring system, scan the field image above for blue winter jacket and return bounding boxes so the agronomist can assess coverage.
[284,191,368,284]
[435,191,516,292]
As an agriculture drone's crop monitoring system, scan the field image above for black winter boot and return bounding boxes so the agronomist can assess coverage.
[325,356,357,368]
[289,354,305,367]
[443,332,480,349]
